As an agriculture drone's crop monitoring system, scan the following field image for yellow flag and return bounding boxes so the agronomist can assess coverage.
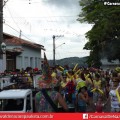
[116,89,120,103]
[73,63,78,72]
[59,66,64,71]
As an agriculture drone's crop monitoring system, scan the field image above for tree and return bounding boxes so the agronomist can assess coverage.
[78,0,120,67]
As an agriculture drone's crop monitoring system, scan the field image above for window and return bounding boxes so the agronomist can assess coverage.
[30,57,33,68]
[25,57,29,68]
[26,95,31,111]
[35,57,37,68]
[0,99,24,111]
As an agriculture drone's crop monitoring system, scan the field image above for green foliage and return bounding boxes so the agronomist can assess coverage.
[78,0,120,67]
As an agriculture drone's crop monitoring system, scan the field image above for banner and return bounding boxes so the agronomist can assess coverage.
[0,113,120,120]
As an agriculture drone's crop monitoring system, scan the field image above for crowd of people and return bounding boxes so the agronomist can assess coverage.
[35,65,120,113]
[1,65,120,113]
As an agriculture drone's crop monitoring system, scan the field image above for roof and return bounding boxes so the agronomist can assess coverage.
[0,89,32,99]
[101,58,120,65]
[3,33,45,50]
[6,47,24,53]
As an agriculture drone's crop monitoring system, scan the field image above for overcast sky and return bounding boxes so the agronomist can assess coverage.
[3,0,92,60]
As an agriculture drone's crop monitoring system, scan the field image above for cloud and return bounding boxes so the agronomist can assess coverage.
[3,0,92,59]
[42,0,80,9]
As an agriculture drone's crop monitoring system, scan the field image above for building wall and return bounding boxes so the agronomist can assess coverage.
[16,46,41,70]
[101,58,120,70]
[0,54,6,72]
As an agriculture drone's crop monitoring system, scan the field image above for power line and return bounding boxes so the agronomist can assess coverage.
[4,23,19,33]
[4,23,33,41]
[4,15,78,18]
[4,3,32,36]
[4,1,35,40]
[6,5,21,31]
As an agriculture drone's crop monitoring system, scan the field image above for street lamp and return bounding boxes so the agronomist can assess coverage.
[55,43,65,49]
[1,42,6,54]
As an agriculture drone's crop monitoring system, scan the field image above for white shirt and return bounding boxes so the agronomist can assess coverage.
[109,89,120,108]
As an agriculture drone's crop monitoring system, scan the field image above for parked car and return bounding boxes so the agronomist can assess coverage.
[0,89,33,112]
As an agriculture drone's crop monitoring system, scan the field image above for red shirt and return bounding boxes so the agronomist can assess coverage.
[96,103,103,112]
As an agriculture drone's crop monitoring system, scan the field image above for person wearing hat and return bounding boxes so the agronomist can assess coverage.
[35,56,68,112]
[115,67,120,73]
[75,72,87,112]
[35,80,68,112]
[35,66,68,112]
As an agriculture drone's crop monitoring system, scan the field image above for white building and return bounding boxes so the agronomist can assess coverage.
[101,58,120,70]
[1,33,45,72]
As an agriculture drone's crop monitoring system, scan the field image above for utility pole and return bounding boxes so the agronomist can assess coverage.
[19,30,22,39]
[0,0,3,58]
[0,0,7,72]
[53,35,55,67]
[52,35,64,67]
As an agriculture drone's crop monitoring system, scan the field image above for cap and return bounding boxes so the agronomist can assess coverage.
[115,67,120,73]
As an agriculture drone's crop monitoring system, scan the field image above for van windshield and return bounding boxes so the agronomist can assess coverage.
[0,99,24,111]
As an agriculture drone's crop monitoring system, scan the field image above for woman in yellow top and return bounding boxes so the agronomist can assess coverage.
[92,73,103,103]
[84,73,93,89]
[61,75,67,89]
[60,75,68,97]
[93,78,101,89]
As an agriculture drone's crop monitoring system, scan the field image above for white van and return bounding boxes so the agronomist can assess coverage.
[0,89,33,112]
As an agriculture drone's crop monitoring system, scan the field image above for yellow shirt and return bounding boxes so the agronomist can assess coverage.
[66,77,71,82]
[61,81,67,88]
[51,72,56,78]
[76,80,86,90]
[93,80,101,89]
